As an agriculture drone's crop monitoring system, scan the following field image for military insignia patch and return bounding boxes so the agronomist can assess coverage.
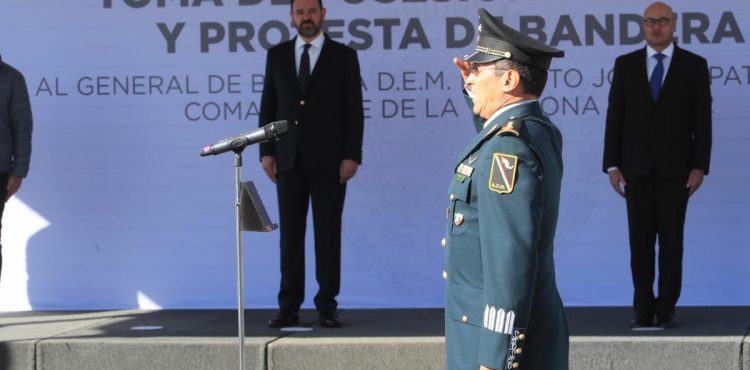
[457,163,474,177]
[484,305,516,334]
[489,153,519,194]
[498,118,522,137]
[454,213,464,226]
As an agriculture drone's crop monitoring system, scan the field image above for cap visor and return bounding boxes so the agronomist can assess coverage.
[464,50,502,64]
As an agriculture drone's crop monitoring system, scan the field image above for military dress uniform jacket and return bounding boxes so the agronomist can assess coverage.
[444,101,568,370]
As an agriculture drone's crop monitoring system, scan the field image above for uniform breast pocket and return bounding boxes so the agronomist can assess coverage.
[449,179,472,236]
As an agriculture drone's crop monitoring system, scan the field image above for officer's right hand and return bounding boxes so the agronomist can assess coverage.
[261,155,277,183]
[453,57,471,83]
[608,169,627,198]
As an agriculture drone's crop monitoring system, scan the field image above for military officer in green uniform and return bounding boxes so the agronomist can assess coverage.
[443,8,568,370]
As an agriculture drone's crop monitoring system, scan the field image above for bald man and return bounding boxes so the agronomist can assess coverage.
[603,2,712,330]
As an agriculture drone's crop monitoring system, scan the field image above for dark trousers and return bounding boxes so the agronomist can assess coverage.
[625,172,689,321]
[0,173,8,280]
[276,166,346,315]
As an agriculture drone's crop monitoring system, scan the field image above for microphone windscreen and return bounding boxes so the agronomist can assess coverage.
[200,146,213,156]
[274,120,289,137]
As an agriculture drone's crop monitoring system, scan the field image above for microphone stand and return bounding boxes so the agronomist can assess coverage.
[233,149,246,370]
[202,129,281,370]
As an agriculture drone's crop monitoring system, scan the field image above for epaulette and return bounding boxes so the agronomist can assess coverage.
[497,117,523,137]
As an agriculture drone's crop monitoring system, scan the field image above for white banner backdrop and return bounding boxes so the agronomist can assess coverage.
[0,0,747,310]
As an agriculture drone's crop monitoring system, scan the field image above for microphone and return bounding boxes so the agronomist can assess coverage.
[200,120,289,156]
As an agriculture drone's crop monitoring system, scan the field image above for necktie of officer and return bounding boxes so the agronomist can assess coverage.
[299,43,312,93]
[650,53,666,101]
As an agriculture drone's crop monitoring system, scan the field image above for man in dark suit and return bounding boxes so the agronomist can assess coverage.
[259,0,364,329]
[0,55,33,281]
[445,8,568,370]
[603,1,712,330]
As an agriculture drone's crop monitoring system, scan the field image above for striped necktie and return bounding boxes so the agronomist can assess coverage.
[298,43,311,93]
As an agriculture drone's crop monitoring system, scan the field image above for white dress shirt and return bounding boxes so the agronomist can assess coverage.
[646,42,674,84]
[295,33,325,75]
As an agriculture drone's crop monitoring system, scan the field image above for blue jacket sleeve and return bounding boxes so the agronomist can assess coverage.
[475,136,543,369]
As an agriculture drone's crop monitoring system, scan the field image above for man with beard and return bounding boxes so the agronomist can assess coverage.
[259,0,364,329]
[603,1,712,330]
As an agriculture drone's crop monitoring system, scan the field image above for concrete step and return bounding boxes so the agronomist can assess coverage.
[1,307,748,370]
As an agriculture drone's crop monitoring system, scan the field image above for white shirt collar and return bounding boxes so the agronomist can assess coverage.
[295,32,324,50]
[647,42,674,59]
[483,100,537,129]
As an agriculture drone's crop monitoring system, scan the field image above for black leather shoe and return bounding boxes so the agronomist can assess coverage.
[656,315,673,329]
[629,316,661,331]
[318,313,342,328]
[268,313,299,328]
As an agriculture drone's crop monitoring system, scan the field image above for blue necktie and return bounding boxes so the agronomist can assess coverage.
[650,53,665,101]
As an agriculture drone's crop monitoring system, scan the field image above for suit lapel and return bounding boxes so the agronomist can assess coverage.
[285,37,301,94]
[634,47,654,104]
[658,44,681,100]
[454,102,541,163]
[305,35,331,93]
[455,118,502,163]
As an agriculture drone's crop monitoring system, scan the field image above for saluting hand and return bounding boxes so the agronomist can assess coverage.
[608,169,627,198]
[453,57,471,83]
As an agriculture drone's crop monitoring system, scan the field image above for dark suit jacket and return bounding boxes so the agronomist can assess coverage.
[258,35,364,174]
[603,44,712,179]
[0,55,33,178]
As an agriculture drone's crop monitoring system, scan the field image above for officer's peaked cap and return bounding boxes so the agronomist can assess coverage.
[465,8,564,69]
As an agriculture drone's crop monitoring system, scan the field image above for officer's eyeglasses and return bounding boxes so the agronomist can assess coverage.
[469,63,506,77]
[643,17,672,27]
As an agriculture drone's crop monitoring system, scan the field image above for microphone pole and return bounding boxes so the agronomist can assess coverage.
[233,150,245,370]
[199,121,287,370]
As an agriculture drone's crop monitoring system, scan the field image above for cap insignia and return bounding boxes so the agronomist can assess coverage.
[476,46,512,59]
